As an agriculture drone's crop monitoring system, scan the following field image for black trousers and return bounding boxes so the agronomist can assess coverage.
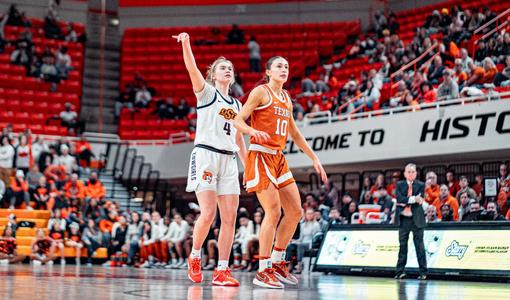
[396,216,427,275]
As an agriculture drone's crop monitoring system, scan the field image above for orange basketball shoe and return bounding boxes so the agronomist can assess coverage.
[272,261,298,285]
[187,256,203,283]
[212,268,240,287]
[253,268,284,289]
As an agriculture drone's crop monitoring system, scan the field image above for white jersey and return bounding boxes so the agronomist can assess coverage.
[194,83,241,152]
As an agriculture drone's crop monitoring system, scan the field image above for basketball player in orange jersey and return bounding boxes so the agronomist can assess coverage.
[173,32,247,287]
[234,56,327,289]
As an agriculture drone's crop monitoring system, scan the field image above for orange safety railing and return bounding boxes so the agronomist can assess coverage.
[389,42,440,95]
[474,8,510,35]
[337,92,364,117]
[472,8,510,57]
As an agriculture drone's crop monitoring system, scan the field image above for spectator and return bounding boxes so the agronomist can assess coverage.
[471,174,484,199]
[30,228,56,266]
[175,98,190,120]
[301,76,315,96]
[65,222,84,265]
[134,85,152,108]
[435,184,459,220]
[494,56,510,87]
[226,24,245,44]
[74,135,95,168]
[453,59,468,86]
[14,135,31,174]
[40,55,59,91]
[63,173,85,204]
[426,205,439,223]
[43,13,63,40]
[0,226,25,264]
[440,204,454,221]
[105,215,128,266]
[427,56,445,84]
[55,46,72,79]
[82,219,103,266]
[230,75,244,98]
[26,165,43,191]
[457,192,471,221]
[424,171,440,205]
[6,4,23,26]
[162,213,189,268]
[386,171,400,198]
[58,145,78,175]
[419,82,436,103]
[233,215,255,270]
[34,176,50,210]
[0,137,15,187]
[358,79,380,110]
[59,103,84,134]
[85,172,106,203]
[155,97,177,120]
[65,23,78,42]
[286,208,321,274]
[462,200,482,221]
[455,176,477,201]
[465,61,485,87]
[248,36,261,73]
[48,221,66,264]
[31,137,48,168]
[328,207,343,225]
[6,170,31,210]
[314,210,329,232]
[483,201,506,221]
[437,69,459,101]
[389,81,409,107]
[446,171,460,196]
[481,57,498,84]
[44,163,67,188]
[115,84,135,118]
[126,212,143,265]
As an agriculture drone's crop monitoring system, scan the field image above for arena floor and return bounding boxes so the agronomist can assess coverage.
[0,265,508,299]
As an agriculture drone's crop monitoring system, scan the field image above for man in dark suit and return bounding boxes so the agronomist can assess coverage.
[394,163,427,280]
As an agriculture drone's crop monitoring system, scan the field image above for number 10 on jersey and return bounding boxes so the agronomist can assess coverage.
[275,118,287,136]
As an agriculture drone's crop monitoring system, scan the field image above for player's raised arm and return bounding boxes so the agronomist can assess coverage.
[233,86,270,144]
[172,32,205,93]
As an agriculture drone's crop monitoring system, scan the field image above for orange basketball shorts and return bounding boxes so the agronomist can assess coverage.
[244,144,295,193]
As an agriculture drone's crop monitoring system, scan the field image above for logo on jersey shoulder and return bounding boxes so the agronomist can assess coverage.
[219,108,237,120]
[202,170,213,184]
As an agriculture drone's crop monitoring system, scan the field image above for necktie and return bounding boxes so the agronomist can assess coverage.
[402,182,413,217]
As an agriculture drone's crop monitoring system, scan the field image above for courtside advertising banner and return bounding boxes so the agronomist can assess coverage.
[316,226,510,276]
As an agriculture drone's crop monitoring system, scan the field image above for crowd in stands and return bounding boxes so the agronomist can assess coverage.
[1,123,509,270]
[298,5,509,117]
[1,4,82,92]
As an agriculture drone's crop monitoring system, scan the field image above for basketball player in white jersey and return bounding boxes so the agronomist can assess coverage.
[173,32,246,287]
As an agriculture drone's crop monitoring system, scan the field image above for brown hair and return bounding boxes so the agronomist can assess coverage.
[206,57,235,87]
[264,56,287,82]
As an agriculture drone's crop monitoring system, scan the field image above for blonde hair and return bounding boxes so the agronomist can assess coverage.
[206,57,235,87]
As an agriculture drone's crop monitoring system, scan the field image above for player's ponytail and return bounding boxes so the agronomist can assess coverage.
[206,57,235,88]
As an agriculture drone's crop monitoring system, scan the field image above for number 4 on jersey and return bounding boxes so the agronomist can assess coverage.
[223,122,231,135]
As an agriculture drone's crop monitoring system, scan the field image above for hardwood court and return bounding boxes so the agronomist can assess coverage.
[0,265,508,299]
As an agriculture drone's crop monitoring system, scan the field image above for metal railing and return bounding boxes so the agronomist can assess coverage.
[98,140,163,212]
[298,91,510,126]
[472,8,510,57]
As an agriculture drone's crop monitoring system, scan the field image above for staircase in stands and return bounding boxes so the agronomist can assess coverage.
[81,9,121,134]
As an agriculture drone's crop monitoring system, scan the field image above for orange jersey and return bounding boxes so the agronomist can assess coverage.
[249,84,292,150]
